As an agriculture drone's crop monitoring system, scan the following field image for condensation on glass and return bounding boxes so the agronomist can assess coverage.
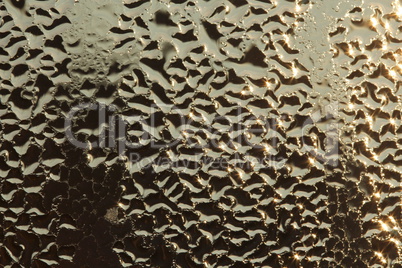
[0,0,401,267]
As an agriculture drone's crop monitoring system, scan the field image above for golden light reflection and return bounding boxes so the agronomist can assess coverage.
[292,64,298,77]
[349,46,355,56]
[283,34,289,43]
[219,142,226,150]
[397,6,402,17]
[371,17,378,27]
[379,220,390,231]
[264,144,270,151]
[375,252,387,264]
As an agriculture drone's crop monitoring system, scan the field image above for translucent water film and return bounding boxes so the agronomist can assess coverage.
[0,0,401,267]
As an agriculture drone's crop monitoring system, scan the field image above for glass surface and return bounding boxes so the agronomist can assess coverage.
[0,0,401,267]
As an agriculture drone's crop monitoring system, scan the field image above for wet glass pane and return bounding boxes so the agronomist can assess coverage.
[0,0,401,267]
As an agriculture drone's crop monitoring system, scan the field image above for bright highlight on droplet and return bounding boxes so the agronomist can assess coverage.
[379,220,390,231]
[397,6,402,17]
[371,17,378,26]
[292,66,298,77]
[375,252,383,257]
[390,118,396,125]
[264,144,270,151]
[348,103,354,109]
[374,251,387,263]
[364,137,369,146]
